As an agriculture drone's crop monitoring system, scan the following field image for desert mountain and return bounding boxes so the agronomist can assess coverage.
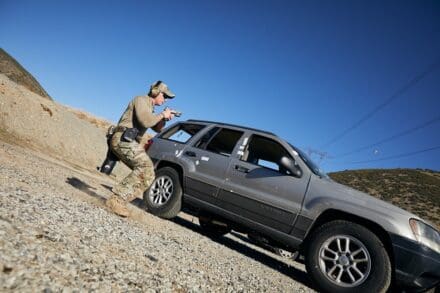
[0,48,52,100]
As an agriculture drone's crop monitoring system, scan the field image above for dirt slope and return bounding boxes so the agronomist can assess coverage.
[0,73,129,180]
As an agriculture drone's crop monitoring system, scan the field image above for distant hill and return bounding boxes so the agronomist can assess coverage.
[0,48,52,100]
[329,169,440,229]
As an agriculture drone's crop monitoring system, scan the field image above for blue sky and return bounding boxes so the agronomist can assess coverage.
[1,0,439,172]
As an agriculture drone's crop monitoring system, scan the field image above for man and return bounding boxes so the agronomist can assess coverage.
[106,80,176,217]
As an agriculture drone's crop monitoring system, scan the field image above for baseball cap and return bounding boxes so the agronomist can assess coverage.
[151,80,175,98]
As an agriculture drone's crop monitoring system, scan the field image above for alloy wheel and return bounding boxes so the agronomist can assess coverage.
[318,234,371,287]
[148,175,174,207]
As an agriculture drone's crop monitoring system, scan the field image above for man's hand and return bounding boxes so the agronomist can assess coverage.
[162,108,175,120]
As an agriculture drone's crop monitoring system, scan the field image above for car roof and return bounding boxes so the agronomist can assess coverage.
[186,119,277,137]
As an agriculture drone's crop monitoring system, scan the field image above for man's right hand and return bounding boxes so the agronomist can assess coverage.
[162,108,175,120]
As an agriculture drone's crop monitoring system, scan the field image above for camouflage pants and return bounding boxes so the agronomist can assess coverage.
[110,132,155,202]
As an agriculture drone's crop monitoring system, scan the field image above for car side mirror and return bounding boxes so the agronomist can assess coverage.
[280,156,302,178]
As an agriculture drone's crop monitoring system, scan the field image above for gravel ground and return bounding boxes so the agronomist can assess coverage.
[0,140,316,292]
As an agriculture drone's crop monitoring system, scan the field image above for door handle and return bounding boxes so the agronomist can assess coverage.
[184,151,196,157]
[235,165,250,173]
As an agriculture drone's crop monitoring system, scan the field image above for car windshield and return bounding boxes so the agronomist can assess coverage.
[289,143,328,178]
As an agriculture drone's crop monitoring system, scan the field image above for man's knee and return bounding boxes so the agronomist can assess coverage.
[139,165,155,186]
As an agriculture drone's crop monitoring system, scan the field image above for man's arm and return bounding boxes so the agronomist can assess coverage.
[133,96,164,128]
[151,119,166,132]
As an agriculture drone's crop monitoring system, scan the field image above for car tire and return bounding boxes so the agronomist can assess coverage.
[305,220,391,293]
[143,167,182,219]
[198,216,231,237]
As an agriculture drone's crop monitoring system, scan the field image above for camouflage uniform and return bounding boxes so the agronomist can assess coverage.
[110,131,155,201]
[109,82,175,210]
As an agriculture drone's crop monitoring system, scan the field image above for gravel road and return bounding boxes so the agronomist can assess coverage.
[0,140,317,292]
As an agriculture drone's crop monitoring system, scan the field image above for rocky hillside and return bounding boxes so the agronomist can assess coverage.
[329,169,440,229]
[0,48,51,100]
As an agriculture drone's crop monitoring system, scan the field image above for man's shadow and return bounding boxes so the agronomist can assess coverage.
[67,177,148,209]
[171,215,316,291]
[66,177,107,202]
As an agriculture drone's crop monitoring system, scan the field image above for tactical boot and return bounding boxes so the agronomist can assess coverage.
[106,195,129,217]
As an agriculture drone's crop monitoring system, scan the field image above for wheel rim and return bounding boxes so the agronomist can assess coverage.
[148,175,174,207]
[318,235,371,287]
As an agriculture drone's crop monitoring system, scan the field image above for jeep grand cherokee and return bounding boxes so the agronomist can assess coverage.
[143,120,440,293]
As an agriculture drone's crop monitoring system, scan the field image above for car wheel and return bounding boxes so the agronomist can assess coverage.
[305,220,391,293]
[143,167,182,219]
[198,216,231,237]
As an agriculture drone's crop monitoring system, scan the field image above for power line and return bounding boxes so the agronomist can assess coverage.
[321,59,440,149]
[347,145,440,164]
[333,115,440,158]
[305,147,331,163]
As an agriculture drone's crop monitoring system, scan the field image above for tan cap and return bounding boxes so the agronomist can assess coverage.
[150,80,175,98]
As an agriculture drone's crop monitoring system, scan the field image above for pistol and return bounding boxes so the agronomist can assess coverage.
[165,107,182,117]
[171,110,182,117]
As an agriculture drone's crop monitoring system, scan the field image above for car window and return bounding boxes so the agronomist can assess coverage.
[198,128,243,156]
[242,135,293,175]
[159,123,206,144]
[194,127,220,149]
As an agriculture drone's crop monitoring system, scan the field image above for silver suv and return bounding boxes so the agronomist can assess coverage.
[144,120,440,293]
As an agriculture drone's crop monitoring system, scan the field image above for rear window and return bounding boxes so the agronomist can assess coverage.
[160,123,206,144]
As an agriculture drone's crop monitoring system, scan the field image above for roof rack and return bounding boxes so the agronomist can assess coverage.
[186,119,276,136]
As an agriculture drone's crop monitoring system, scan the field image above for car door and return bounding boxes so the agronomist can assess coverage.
[218,133,309,234]
[183,126,244,206]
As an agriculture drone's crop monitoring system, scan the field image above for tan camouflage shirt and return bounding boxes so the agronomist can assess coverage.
[116,95,163,138]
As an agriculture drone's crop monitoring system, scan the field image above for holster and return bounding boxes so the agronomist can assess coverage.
[99,125,120,175]
[121,128,139,142]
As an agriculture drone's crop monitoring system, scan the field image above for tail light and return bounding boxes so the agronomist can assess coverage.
[144,139,154,151]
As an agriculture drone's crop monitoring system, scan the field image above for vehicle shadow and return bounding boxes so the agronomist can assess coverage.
[171,215,317,291]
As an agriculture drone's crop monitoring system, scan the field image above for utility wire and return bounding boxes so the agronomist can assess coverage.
[347,145,440,164]
[321,59,440,149]
[333,115,440,158]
